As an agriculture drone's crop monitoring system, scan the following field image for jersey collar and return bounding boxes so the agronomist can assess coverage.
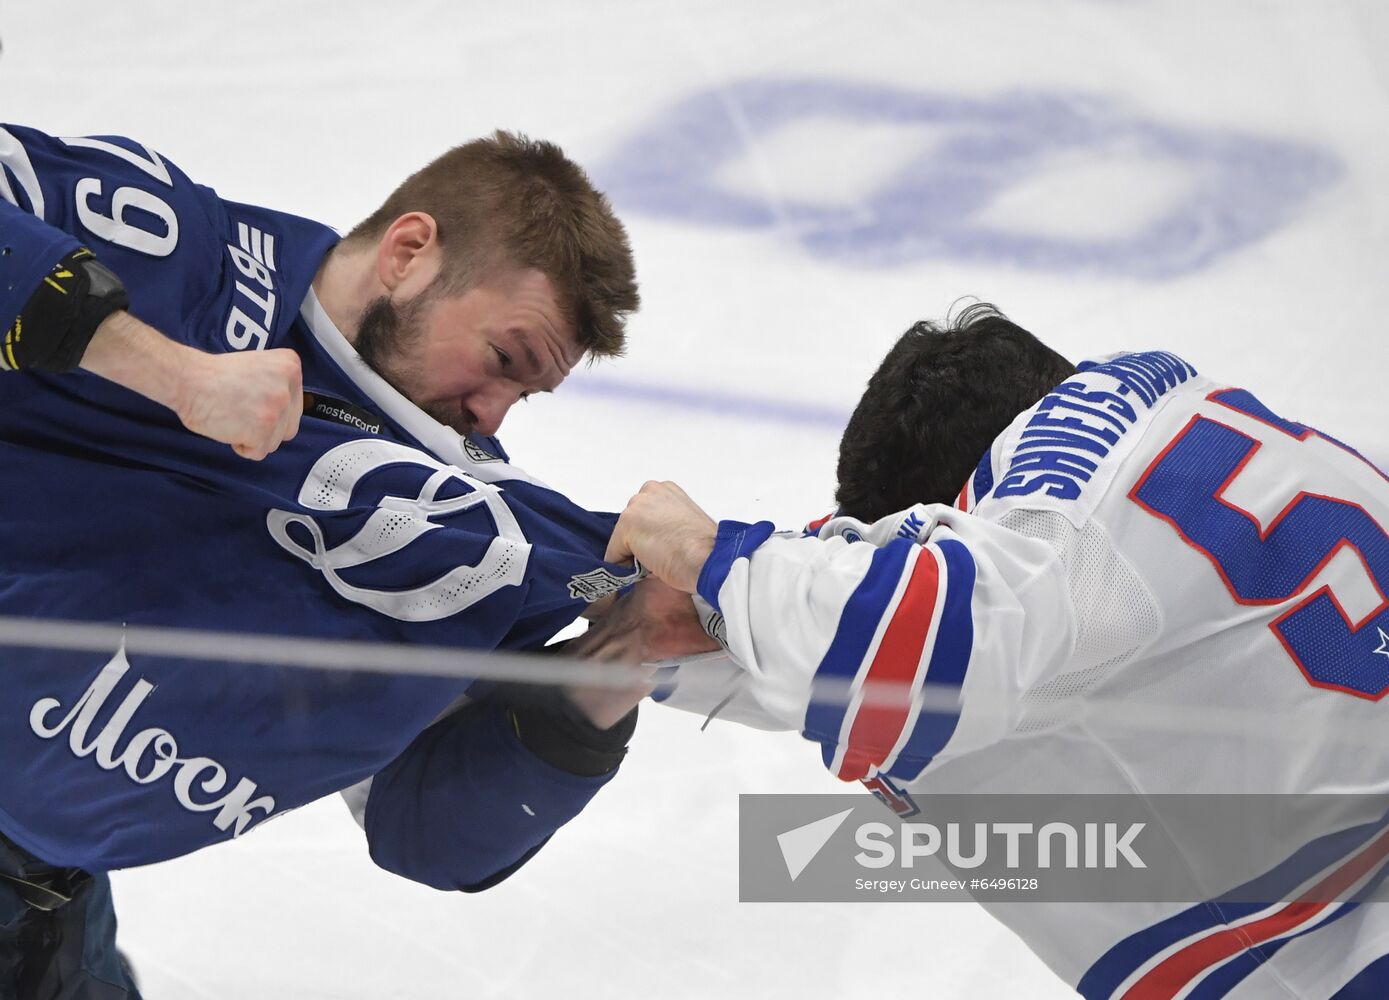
[297,288,544,487]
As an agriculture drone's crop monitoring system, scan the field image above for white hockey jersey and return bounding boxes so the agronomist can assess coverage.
[657,352,1389,998]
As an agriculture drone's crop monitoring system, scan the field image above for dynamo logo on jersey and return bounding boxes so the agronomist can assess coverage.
[267,439,530,622]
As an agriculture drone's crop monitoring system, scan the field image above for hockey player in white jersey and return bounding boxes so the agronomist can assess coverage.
[600,305,1389,998]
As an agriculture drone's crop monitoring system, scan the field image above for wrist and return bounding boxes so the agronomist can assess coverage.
[679,526,718,593]
[564,681,650,731]
[81,311,206,416]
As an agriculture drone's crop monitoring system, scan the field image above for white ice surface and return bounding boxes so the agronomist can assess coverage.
[3,1,1387,997]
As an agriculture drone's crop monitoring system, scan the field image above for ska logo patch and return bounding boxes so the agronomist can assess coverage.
[566,563,646,603]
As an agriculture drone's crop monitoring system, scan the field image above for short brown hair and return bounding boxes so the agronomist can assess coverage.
[347,131,638,358]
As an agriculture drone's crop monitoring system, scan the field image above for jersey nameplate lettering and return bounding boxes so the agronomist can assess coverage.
[991,352,1201,526]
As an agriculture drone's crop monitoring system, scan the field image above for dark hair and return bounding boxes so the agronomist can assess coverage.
[835,303,1075,521]
[347,131,638,358]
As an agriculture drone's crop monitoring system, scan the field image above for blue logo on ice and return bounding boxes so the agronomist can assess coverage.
[600,79,1340,278]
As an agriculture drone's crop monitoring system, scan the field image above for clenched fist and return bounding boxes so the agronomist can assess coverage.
[81,310,304,460]
[174,348,304,460]
[605,480,718,594]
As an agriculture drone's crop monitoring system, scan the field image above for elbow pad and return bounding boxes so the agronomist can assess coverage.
[2,248,129,373]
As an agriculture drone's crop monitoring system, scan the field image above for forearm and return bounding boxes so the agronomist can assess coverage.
[650,645,799,732]
[2,237,205,412]
[78,309,206,413]
[72,304,303,459]
[695,521,868,734]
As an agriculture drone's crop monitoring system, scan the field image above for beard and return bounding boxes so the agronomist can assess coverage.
[353,291,427,392]
[351,289,465,432]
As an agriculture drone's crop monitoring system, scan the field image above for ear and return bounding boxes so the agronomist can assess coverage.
[375,213,442,298]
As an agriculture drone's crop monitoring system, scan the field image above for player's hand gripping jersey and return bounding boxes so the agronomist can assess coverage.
[661,352,1389,998]
[0,124,633,889]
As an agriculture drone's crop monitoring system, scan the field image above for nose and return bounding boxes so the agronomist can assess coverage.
[465,385,526,437]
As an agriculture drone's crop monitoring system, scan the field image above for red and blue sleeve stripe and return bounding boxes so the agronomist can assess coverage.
[1077,810,1389,999]
[693,517,980,786]
[878,538,976,782]
[806,537,977,783]
[804,537,919,756]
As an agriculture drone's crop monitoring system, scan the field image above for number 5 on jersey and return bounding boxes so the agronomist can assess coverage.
[1131,389,1389,700]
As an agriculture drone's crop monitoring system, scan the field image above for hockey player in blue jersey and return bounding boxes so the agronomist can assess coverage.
[0,123,643,998]
[2,207,306,459]
[602,306,1389,998]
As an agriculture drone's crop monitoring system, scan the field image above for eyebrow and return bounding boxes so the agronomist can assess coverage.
[512,331,560,392]
[512,331,542,373]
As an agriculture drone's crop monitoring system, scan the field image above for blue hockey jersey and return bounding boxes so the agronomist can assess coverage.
[0,124,630,887]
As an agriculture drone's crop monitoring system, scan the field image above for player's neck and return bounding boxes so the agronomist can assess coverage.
[312,243,378,345]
